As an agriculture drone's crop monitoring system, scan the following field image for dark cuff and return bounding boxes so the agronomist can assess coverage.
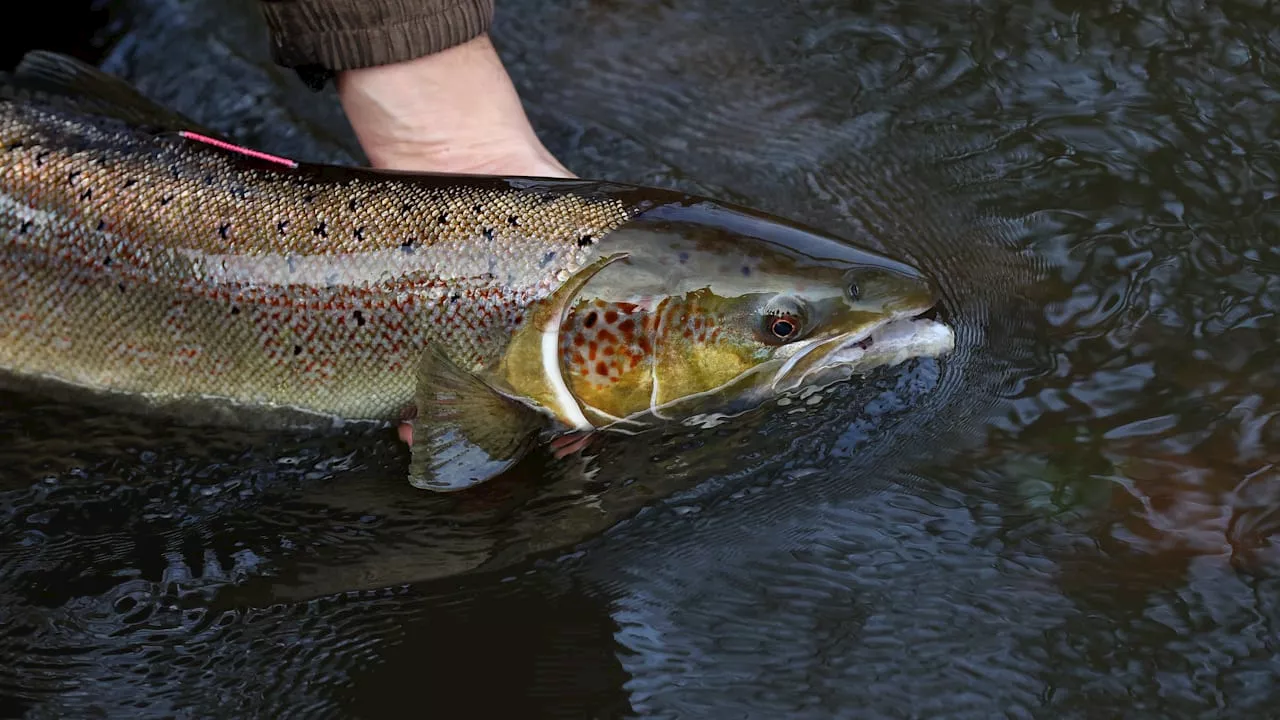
[259,0,493,75]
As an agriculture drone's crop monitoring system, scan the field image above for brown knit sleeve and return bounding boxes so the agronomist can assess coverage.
[257,0,494,72]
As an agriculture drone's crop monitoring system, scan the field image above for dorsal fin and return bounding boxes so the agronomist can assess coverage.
[2,50,222,138]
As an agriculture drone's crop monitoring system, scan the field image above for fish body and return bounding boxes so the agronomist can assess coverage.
[1,52,954,491]
[0,93,636,421]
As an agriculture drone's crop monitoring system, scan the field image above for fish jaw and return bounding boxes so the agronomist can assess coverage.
[769,306,954,394]
[825,316,955,369]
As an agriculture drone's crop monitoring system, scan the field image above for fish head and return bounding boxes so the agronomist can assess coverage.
[557,200,954,426]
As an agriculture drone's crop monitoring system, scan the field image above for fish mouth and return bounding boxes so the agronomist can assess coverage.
[770,305,954,393]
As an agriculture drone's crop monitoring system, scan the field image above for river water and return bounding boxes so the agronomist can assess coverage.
[1,0,1278,717]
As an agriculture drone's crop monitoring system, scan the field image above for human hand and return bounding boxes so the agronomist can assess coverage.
[336,34,572,178]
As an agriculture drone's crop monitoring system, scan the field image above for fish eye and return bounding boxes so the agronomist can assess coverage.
[847,281,861,302]
[770,316,798,339]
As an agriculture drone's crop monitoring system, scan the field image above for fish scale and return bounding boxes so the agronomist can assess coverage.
[0,96,640,421]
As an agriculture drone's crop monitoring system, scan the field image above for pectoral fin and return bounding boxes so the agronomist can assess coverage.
[409,345,547,492]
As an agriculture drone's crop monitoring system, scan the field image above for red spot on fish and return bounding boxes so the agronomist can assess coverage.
[694,318,702,330]
[603,346,615,356]
[697,332,706,342]
[597,329,617,344]
[630,356,640,369]
[595,361,608,376]
[573,333,585,347]
[617,318,635,336]
[683,329,693,339]
[588,341,597,360]
[710,328,721,341]
[605,310,619,324]
[638,337,651,353]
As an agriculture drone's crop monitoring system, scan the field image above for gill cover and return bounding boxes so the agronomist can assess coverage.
[409,254,627,491]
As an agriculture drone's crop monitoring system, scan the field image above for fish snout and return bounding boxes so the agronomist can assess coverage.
[842,265,936,314]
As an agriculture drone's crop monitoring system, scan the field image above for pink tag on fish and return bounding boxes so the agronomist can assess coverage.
[178,131,299,168]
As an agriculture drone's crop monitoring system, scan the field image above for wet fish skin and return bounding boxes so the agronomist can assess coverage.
[0,73,657,423]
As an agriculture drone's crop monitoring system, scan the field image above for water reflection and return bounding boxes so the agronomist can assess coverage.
[2,0,1278,716]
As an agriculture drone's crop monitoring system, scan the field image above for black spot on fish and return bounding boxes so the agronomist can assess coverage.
[218,222,231,239]
[35,152,49,167]
[578,234,594,247]
[348,198,359,212]
[302,193,316,205]
[539,192,556,203]
[353,310,365,327]
[103,256,112,266]
[18,220,32,234]
[400,238,415,253]
[473,203,483,214]
[313,222,327,237]
[403,202,414,216]
[203,174,215,186]
[121,178,137,189]
[482,227,495,241]
[437,212,449,225]
[230,305,240,315]
[169,166,180,180]
[6,141,23,151]
[293,345,302,356]
[678,252,690,263]
[450,292,461,303]
[354,226,366,241]
[67,170,81,185]
[277,220,289,236]
[117,282,126,293]
[96,220,106,232]
[160,194,174,206]
[741,266,751,277]
[507,214,520,227]
[79,189,92,201]
[585,311,598,328]
[541,251,557,267]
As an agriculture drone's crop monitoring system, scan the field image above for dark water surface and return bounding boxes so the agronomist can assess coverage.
[3,0,1279,717]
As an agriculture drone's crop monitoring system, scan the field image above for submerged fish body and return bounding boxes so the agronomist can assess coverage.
[0,52,955,491]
